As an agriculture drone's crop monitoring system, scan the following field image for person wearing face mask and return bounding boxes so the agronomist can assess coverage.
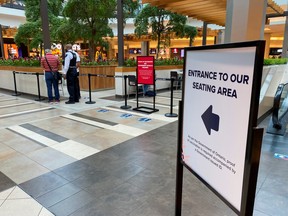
[62,44,79,104]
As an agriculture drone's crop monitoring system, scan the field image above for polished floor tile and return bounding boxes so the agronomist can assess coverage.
[48,190,96,216]
[127,168,175,195]
[0,142,16,161]
[72,129,132,151]
[69,111,149,136]
[99,182,151,215]
[1,131,46,154]
[26,146,77,170]
[0,101,34,108]
[0,153,50,184]
[51,140,100,160]
[0,103,47,115]
[0,186,53,216]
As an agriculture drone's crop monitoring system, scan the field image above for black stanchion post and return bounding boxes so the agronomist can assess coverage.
[153,71,156,110]
[121,75,131,109]
[85,73,96,104]
[35,72,45,101]
[12,71,21,96]
[175,100,183,216]
[165,78,178,117]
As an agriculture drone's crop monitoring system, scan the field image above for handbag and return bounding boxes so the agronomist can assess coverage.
[44,57,61,80]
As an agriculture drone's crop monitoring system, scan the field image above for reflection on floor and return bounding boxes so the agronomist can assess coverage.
[0,89,287,216]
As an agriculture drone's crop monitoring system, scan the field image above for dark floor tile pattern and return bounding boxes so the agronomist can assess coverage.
[0,172,16,192]
[53,161,98,182]
[71,170,110,189]
[36,183,82,208]
[48,190,96,216]
[69,199,124,216]
[71,113,118,126]
[20,123,68,142]
[19,172,69,198]
[99,182,151,215]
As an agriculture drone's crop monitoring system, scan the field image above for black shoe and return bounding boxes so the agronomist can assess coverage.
[75,100,79,103]
[65,101,75,104]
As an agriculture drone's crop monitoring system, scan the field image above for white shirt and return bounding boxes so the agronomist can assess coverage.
[74,51,80,72]
[63,49,74,74]
[75,51,80,62]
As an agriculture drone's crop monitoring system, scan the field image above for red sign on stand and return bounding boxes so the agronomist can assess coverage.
[137,56,154,85]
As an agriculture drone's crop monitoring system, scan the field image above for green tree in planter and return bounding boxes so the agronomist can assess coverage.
[175,25,197,46]
[63,0,116,61]
[123,0,141,19]
[15,0,140,61]
[134,5,187,59]
[50,17,79,58]
[63,0,140,61]
[14,21,42,50]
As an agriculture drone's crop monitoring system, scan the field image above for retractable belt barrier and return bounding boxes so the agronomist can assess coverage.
[82,73,126,106]
[80,73,183,116]
[80,73,122,78]
[12,71,45,101]
[156,77,182,82]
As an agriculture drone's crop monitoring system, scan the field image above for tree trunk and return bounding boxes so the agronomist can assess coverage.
[156,32,161,59]
[61,43,65,59]
[40,43,43,58]
[89,41,95,61]
[189,38,193,47]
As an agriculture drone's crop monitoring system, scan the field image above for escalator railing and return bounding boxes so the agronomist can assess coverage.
[271,83,288,130]
[272,83,288,129]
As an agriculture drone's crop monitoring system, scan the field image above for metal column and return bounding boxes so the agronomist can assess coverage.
[117,0,124,66]
[40,0,51,50]
[0,25,4,59]
[202,21,208,45]
[281,16,288,58]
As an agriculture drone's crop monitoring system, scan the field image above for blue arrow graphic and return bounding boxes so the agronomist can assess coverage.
[201,105,220,135]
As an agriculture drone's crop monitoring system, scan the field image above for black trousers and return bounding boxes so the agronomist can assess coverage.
[66,68,79,102]
[76,72,81,98]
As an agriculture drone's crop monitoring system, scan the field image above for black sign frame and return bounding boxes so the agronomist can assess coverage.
[175,40,265,216]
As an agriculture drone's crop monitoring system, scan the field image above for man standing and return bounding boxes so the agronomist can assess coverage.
[62,44,79,104]
[41,49,60,104]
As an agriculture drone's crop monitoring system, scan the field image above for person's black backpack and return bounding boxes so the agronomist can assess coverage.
[62,51,76,66]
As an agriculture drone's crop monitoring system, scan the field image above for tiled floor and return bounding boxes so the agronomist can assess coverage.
[0,88,287,216]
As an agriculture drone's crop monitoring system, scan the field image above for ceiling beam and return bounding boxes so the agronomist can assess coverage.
[142,0,284,27]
